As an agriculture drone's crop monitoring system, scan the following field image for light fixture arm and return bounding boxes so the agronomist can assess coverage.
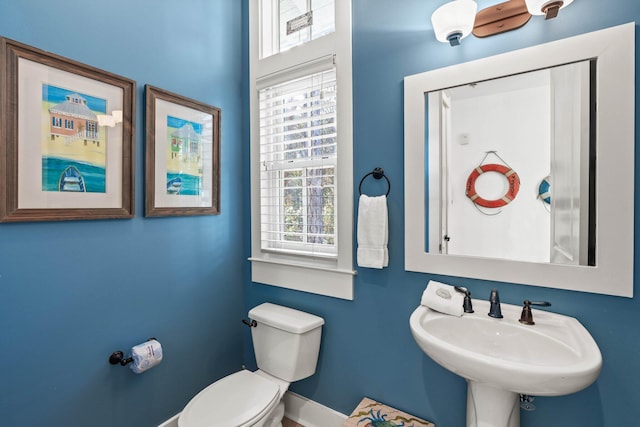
[448,32,463,46]
[525,0,573,20]
[542,0,563,19]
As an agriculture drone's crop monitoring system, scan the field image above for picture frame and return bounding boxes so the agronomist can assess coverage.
[0,37,136,222]
[144,85,220,217]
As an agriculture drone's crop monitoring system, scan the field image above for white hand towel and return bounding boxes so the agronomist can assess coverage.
[357,194,389,268]
[421,280,464,316]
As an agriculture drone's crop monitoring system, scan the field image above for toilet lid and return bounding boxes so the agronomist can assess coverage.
[179,370,280,427]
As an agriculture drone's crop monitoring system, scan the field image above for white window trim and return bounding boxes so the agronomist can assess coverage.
[249,0,354,300]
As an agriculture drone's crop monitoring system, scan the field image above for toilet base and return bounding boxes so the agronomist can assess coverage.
[261,400,284,427]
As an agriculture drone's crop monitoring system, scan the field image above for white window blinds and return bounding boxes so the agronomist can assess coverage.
[259,67,337,256]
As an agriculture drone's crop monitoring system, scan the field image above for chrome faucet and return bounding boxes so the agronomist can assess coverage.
[488,289,503,318]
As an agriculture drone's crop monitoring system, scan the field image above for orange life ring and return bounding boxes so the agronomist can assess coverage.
[465,163,520,208]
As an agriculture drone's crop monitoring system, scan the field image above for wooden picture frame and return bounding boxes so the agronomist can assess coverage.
[145,85,220,217]
[0,37,136,222]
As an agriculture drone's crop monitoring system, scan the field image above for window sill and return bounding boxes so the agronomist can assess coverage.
[249,257,356,300]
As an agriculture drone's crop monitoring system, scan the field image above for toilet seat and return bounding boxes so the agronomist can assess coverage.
[179,370,281,427]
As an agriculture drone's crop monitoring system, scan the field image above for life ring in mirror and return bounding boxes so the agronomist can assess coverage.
[465,163,520,208]
[538,175,551,205]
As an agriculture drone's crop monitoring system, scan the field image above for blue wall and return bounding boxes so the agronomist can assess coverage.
[0,1,245,426]
[2,1,640,426]
[244,1,640,427]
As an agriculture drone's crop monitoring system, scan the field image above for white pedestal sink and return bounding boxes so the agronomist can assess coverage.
[409,299,602,427]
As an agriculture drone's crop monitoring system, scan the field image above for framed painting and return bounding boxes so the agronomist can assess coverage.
[0,37,136,222]
[144,85,220,217]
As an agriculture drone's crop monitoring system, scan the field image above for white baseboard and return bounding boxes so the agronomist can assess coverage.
[158,412,180,427]
[158,391,347,427]
[284,391,348,427]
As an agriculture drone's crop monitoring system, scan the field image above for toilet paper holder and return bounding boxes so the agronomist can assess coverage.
[109,337,157,367]
[109,350,134,366]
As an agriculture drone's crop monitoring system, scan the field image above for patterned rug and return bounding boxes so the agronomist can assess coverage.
[343,397,435,427]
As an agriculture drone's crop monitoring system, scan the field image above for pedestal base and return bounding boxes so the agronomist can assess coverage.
[466,381,520,427]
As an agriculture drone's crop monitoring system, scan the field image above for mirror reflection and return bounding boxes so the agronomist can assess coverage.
[426,60,596,266]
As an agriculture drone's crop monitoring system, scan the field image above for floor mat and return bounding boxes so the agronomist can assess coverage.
[343,397,435,427]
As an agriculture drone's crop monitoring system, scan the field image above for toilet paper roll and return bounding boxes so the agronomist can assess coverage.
[130,339,163,374]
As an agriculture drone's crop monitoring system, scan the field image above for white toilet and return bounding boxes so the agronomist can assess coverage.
[178,303,325,427]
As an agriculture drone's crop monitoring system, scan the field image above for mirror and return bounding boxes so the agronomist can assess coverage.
[404,23,634,297]
[427,60,595,266]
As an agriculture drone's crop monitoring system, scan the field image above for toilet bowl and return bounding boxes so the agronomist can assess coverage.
[178,370,283,427]
[179,303,325,427]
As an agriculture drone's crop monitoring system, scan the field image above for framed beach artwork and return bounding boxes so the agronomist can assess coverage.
[0,37,135,222]
[144,85,220,217]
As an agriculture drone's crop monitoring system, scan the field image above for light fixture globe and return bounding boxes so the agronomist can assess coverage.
[431,0,478,46]
[525,0,574,19]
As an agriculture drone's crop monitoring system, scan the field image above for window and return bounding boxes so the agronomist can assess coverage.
[250,0,353,299]
[86,121,98,140]
[260,0,336,59]
[259,68,337,256]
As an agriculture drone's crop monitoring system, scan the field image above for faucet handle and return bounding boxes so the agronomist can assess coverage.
[528,301,551,307]
[519,300,551,325]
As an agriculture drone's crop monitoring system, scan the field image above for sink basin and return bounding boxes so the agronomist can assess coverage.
[410,299,602,426]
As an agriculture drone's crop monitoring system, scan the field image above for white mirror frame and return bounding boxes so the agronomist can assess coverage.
[404,23,635,297]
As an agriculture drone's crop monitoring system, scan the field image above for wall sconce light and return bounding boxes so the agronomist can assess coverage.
[525,0,573,19]
[431,0,478,46]
[434,0,574,45]
[96,110,123,127]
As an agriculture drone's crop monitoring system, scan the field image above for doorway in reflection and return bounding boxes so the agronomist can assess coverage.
[427,60,595,266]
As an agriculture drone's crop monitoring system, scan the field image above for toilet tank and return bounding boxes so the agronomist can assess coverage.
[249,303,324,382]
